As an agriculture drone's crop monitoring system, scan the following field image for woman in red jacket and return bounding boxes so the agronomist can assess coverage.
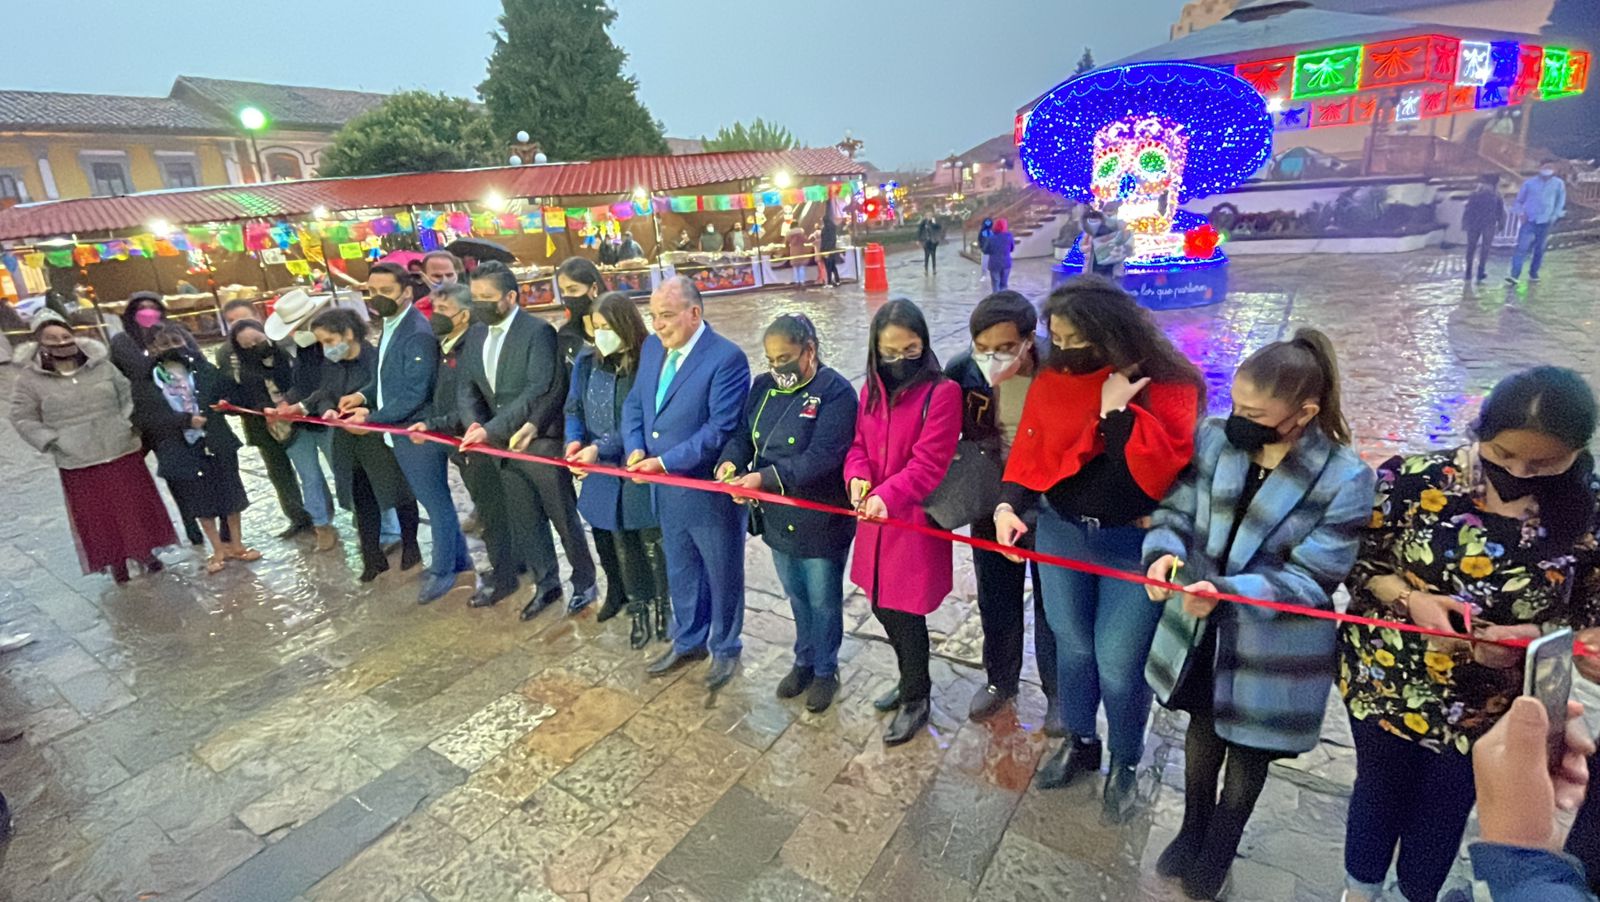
[844,298,963,746]
[996,275,1202,823]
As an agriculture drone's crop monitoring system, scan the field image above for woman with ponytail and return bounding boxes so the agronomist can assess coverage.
[1140,328,1375,899]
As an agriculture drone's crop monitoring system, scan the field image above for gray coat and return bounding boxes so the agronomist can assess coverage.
[9,338,142,470]
[1143,418,1375,753]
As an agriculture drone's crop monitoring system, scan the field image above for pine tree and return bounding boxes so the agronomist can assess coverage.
[701,118,798,152]
[1528,0,1599,159]
[318,92,500,178]
[478,0,667,161]
[1074,47,1096,75]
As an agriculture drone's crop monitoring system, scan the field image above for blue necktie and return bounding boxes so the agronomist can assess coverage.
[655,349,680,412]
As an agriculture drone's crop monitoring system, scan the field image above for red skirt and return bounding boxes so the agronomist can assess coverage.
[60,452,178,574]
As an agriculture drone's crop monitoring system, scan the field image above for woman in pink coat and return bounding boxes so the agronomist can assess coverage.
[844,298,962,745]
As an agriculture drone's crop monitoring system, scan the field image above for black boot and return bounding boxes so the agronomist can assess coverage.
[654,596,671,642]
[359,557,389,583]
[0,790,11,842]
[629,602,651,650]
[1034,735,1102,790]
[1101,760,1139,825]
[884,697,929,746]
[1157,828,1203,880]
[597,586,626,622]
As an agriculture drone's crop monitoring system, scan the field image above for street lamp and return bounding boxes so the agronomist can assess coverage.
[238,106,268,183]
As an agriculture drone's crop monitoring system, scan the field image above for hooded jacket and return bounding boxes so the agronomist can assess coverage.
[9,338,143,470]
[109,294,197,380]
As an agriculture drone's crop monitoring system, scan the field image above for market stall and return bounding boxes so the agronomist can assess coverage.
[0,149,867,342]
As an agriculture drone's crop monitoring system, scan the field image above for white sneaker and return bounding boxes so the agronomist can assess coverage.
[0,633,35,653]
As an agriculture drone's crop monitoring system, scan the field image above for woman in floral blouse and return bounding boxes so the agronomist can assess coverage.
[1339,366,1600,902]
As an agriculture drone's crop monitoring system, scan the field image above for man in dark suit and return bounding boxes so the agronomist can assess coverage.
[623,276,751,689]
[405,282,521,607]
[459,262,598,620]
[338,262,472,604]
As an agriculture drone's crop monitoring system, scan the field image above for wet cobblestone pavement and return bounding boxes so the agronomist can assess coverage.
[1,244,1596,901]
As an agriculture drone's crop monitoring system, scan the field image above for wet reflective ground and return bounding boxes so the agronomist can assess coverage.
[1,244,1595,901]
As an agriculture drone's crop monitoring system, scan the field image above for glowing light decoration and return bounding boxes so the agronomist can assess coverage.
[1395,88,1423,121]
[1476,41,1521,108]
[1293,45,1362,98]
[1540,46,1571,96]
[1565,51,1592,96]
[1020,61,1272,289]
[1512,44,1544,104]
[1457,41,1493,86]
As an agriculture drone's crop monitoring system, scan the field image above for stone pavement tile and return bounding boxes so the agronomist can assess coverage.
[191,751,467,902]
[544,802,693,902]
[854,832,977,902]
[51,816,173,901]
[736,720,858,815]
[519,686,639,765]
[427,691,557,771]
[776,781,906,898]
[833,729,945,806]
[0,811,93,900]
[875,770,1021,885]
[38,739,130,798]
[234,752,384,836]
[68,750,285,843]
[305,813,469,902]
[652,784,802,900]
[1224,859,1304,902]
[520,666,598,710]
[940,713,1050,794]
[428,785,612,896]
[974,830,1142,902]
[621,708,691,750]
[623,874,710,902]
[698,678,797,753]
[632,728,762,827]
[1007,778,1157,874]
[69,696,217,775]
[13,704,85,748]
[551,731,673,810]
[635,667,722,736]
[364,649,480,709]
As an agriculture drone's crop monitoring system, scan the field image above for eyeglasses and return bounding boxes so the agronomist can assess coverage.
[647,309,686,325]
[877,347,923,364]
[971,344,1023,366]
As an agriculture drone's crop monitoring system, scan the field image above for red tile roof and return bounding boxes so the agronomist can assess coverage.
[0,149,864,240]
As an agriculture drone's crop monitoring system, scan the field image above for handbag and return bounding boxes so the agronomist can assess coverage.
[918,386,1003,531]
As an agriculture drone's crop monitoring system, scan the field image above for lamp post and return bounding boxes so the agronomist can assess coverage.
[239,106,267,183]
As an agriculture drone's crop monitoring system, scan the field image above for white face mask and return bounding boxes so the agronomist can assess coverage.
[593,328,624,357]
[975,339,1029,386]
[292,330,318,348]
[1540,168,1556,178]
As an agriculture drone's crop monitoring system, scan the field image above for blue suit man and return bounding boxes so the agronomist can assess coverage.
[342,263,472,604]
[623,276,751,689]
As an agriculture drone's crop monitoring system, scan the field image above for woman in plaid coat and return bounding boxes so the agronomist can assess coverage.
[1140,329,1375,900]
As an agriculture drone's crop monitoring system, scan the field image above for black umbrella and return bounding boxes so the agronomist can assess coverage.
[444,237,516,264]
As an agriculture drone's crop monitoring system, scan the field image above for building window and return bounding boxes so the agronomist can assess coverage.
[0,171,25,207]
[157,154,200,189]
[80,153,133,197]
[264,152,303,181]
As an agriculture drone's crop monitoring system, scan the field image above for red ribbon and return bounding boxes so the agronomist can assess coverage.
[219,401,1579,656]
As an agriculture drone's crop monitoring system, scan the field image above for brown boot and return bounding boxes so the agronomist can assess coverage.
[313,526,338,552]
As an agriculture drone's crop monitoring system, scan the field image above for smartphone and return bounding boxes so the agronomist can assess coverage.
[1523,627,1575,767]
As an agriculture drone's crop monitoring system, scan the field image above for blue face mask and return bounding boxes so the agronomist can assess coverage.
[323,340,353,363]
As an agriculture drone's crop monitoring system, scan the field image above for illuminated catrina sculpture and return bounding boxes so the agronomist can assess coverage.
[1021,61,1274,274]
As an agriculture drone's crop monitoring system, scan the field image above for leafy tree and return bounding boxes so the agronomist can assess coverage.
[1528,0,1599,159]
[318,92,499,177]
[701,118,799,152]
[1074,47,1096,75]
[478,0,667,160]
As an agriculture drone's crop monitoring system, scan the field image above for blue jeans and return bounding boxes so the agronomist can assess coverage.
[391,439,471,578]
[769,548,846,678]
[285,429,334,527]
[1035,502,1161,765]
[989,266,1010,291]
[1510,220,1552,279]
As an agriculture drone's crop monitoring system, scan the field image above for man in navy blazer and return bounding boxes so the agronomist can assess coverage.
[339,263,472,604]
[623,276,751,689]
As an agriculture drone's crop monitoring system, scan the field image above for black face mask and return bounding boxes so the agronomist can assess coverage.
[431,312,461,338]
[1225,413,1293,453]
[561,294,590,320]
[157,347,192,365]
[1481,454,1580,502]
[237,341,272,363]
[371,294,402,318]
[472,302,507,326]
[772,359,806,391]
[1049,346,1105,375]
[878,359,918,391]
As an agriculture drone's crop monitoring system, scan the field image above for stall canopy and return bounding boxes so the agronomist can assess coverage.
[0,148,865,240]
